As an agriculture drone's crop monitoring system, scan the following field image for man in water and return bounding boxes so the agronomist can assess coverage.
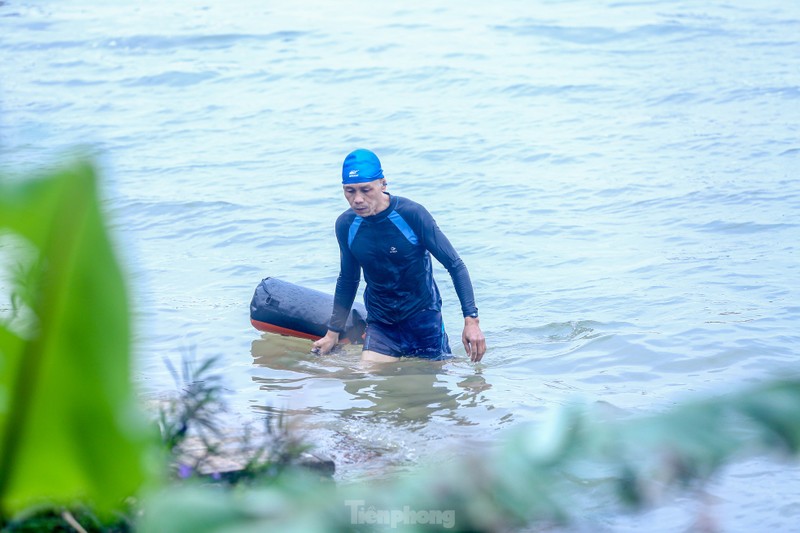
[312,148,486,363]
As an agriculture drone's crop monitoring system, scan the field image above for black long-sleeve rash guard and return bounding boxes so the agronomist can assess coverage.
[326,194,478,333]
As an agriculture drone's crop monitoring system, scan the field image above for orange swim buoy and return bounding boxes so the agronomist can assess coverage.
[249,277,367,344]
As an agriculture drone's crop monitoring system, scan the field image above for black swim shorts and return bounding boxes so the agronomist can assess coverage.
[362,309,452,360]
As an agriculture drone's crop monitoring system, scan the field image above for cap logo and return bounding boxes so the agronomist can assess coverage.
[349,170,359,178]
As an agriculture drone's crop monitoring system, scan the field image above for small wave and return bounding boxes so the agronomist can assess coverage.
[122,70,219,87]
[5,31,309,52]
[34,78,107,87]
[5,39,89,51]
[492,21,724,45]
[610,187,800,221]
[719,86,800,103]
[646,91,705,106]
[503,320,608,345]
[501,83,607,98]
[109,31,309,50]
[298,67,386,83]
[694,220,797,234]
[112,199,241,231]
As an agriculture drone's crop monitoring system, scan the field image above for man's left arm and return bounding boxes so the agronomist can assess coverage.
[445,257,486,362]
[416,210,486,362]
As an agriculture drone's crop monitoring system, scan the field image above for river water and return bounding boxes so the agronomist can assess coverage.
[2,0,799,530]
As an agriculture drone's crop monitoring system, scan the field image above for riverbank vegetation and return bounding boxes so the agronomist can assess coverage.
[2,160,799,531]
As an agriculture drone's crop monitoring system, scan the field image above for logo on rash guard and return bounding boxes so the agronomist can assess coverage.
[389,246,398,254]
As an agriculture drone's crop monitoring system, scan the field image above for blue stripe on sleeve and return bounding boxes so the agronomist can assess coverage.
[348,216,363,248]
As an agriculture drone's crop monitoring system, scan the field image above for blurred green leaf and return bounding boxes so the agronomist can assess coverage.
[0,161,154,516]
[140,474,337,533]
[0,169,63,248]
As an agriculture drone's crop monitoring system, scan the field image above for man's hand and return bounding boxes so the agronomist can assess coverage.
[462,316,486,362]
[312,330,340,355]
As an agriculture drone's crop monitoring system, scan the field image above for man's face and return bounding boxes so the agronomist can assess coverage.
[343,178,387,217]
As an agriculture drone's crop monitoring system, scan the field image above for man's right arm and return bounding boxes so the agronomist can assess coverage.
[314,270,359,354]
[326,270,360,333]
[313,217,360,354]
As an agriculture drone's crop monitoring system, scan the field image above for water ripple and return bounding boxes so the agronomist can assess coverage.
[492,21,728,44]
[122,71,219,87]
[4,31,311,52]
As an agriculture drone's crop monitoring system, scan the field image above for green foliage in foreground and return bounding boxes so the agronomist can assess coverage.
[0,161,155,519]
[2,159,800,532]
[156,353,314,486]
[139,379,800,532]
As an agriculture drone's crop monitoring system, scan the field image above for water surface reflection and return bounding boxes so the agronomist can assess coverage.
[250,333,497,480]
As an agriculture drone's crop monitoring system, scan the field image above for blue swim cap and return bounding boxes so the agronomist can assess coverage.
[342,148,384,184]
